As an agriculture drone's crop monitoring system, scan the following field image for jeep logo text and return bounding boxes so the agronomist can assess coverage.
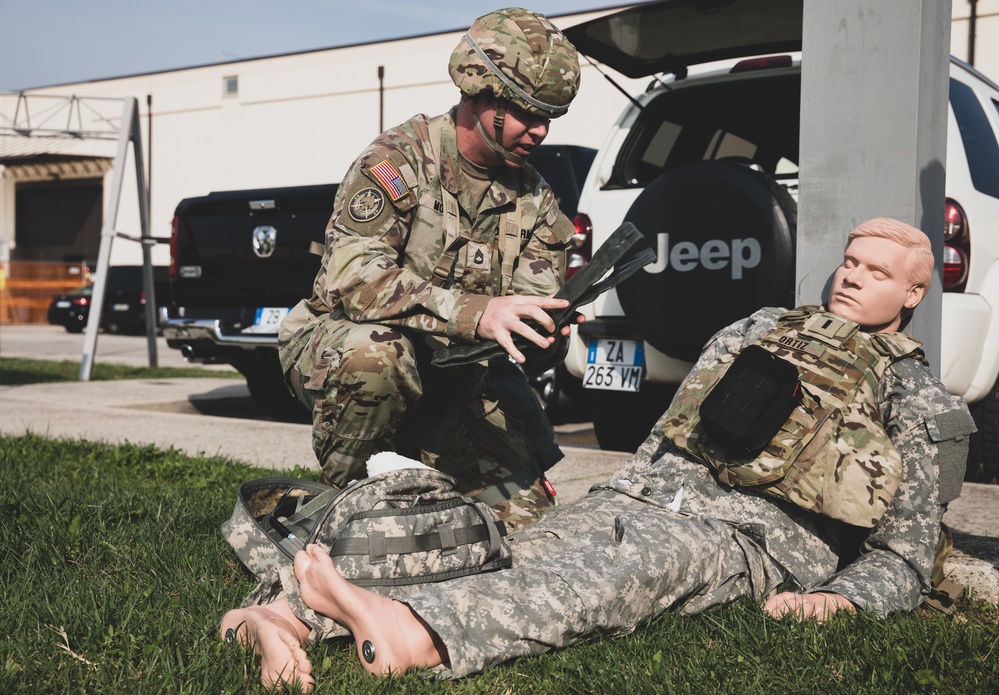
[643,233,761,280]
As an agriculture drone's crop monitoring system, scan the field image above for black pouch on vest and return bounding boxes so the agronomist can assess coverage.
[699,345,802,455]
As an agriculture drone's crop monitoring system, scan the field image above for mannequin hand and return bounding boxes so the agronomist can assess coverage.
[763,591,857,622]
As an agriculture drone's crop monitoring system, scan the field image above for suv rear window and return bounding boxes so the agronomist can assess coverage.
[606,72,801,190]
[949,78,999,200]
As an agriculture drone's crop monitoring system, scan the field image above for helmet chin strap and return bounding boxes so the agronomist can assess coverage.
[471,99,527,166]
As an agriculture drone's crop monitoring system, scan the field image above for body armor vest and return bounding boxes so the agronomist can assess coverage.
[663,307,924,528]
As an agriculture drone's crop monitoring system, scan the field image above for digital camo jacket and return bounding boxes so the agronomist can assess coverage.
[604,306,974,613]
[399,307,974,678]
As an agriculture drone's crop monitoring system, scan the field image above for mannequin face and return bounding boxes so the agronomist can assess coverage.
[827,236,927,333]
[466,95,550,167]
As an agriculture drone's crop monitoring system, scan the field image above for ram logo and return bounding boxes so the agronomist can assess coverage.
[252,225,277,258]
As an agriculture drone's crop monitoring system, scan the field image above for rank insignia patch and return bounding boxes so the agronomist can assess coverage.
[466,242,491,270]
[369,159,410,201]
[348,187,385,222]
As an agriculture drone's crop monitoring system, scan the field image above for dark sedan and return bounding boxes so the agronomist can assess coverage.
[100,265,150,335]
[47,284,93,333]
[45,265,167,335]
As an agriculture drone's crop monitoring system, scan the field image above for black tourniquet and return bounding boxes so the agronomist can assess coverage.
[431,222,654,369]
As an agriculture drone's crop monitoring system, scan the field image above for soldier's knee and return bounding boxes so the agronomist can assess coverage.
[337,326,420,398]
[285,365,316,410]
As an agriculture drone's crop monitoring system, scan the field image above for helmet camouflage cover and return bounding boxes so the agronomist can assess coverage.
[449,7,581,118]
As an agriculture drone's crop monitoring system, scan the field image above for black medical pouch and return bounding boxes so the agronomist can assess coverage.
[699,345,802,456]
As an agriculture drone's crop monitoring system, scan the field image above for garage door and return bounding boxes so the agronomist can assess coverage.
[15,178,103,263]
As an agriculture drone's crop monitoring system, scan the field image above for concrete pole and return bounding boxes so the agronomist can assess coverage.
[796,0,952,372]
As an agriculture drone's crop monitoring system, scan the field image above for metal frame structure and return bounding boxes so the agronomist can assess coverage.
[0,93,157,378]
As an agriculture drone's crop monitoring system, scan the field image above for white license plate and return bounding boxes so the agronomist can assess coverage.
[583,338,644,391]
[56,301,70,309]
[242,307,291,334]
[112,303,129,311]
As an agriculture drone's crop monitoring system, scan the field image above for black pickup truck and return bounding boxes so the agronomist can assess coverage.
[162,183,336,419]
[162,144,596,420]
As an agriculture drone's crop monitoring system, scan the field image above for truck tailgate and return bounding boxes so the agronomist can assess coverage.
[170,183,337,309]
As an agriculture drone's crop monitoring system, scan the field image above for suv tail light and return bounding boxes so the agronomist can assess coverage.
[169,215,179,279]
[943,199,970,292]
[71,296,89,307]
[566,213,593,278]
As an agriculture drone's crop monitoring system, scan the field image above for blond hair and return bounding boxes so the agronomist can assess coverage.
[847,217,934,289]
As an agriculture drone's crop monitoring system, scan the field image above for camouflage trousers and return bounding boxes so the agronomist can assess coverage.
[401,489,786,678]
[285,313,557,528]
[240,482,783,663]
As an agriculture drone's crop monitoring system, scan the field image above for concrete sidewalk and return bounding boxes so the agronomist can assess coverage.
[1,375,996,604]
[0,376,630,502]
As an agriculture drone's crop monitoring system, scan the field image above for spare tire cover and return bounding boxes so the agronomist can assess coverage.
[618,160,796,362]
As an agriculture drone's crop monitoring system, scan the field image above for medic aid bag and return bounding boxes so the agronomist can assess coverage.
[698,345,803,457]
[221,467,512,590]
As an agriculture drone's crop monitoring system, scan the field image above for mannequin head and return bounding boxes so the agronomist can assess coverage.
[827,217,934,333]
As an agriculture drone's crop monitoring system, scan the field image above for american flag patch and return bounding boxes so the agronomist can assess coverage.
[369,159,409,201]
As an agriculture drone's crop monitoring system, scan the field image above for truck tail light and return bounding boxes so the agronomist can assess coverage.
[943,199,970,292]
[169,215,179,279]
[566,213,593,278]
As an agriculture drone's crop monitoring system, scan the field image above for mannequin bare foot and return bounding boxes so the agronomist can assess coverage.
[294,545,446,675]
[219,602,315,692]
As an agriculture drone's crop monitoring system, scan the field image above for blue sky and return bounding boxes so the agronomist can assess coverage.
[1,1,630,91]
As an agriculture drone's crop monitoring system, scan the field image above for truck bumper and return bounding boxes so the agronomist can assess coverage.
[161,317,277,363]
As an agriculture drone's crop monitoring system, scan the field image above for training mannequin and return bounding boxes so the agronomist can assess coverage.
[220,217,974,690]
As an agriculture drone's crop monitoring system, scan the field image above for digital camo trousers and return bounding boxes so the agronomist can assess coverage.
[285,316,555,528]
[401,490,785,678]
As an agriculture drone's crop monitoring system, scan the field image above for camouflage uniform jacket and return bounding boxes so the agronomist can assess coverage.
[279,108,574,373]
[593,307,974,615]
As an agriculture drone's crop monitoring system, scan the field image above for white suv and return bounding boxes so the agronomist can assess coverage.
[561,2,999,482]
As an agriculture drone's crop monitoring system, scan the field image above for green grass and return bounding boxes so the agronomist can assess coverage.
[1,434,997,693]
[0,357,241,385]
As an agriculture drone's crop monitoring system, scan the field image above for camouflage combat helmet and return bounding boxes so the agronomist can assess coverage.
[449,7,581,119]
[450,8,580,165]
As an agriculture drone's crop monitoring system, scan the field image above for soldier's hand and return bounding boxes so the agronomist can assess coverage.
[477,295,571,364]
[762,591,857,622]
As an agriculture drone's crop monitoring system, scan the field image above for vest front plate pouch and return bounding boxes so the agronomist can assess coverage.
[699,345,802,456]
[662,307,924,528]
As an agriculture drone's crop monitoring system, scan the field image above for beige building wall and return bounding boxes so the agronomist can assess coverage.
[3,4,999,268]
[952,0,999,78]
[0,8,645,268]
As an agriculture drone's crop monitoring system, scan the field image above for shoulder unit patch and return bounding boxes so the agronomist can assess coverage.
[348,187,385,222]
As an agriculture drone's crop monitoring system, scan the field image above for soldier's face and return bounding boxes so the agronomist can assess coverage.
[477,96,550,166]
[499,101,550,163]
[827,236,926,333]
